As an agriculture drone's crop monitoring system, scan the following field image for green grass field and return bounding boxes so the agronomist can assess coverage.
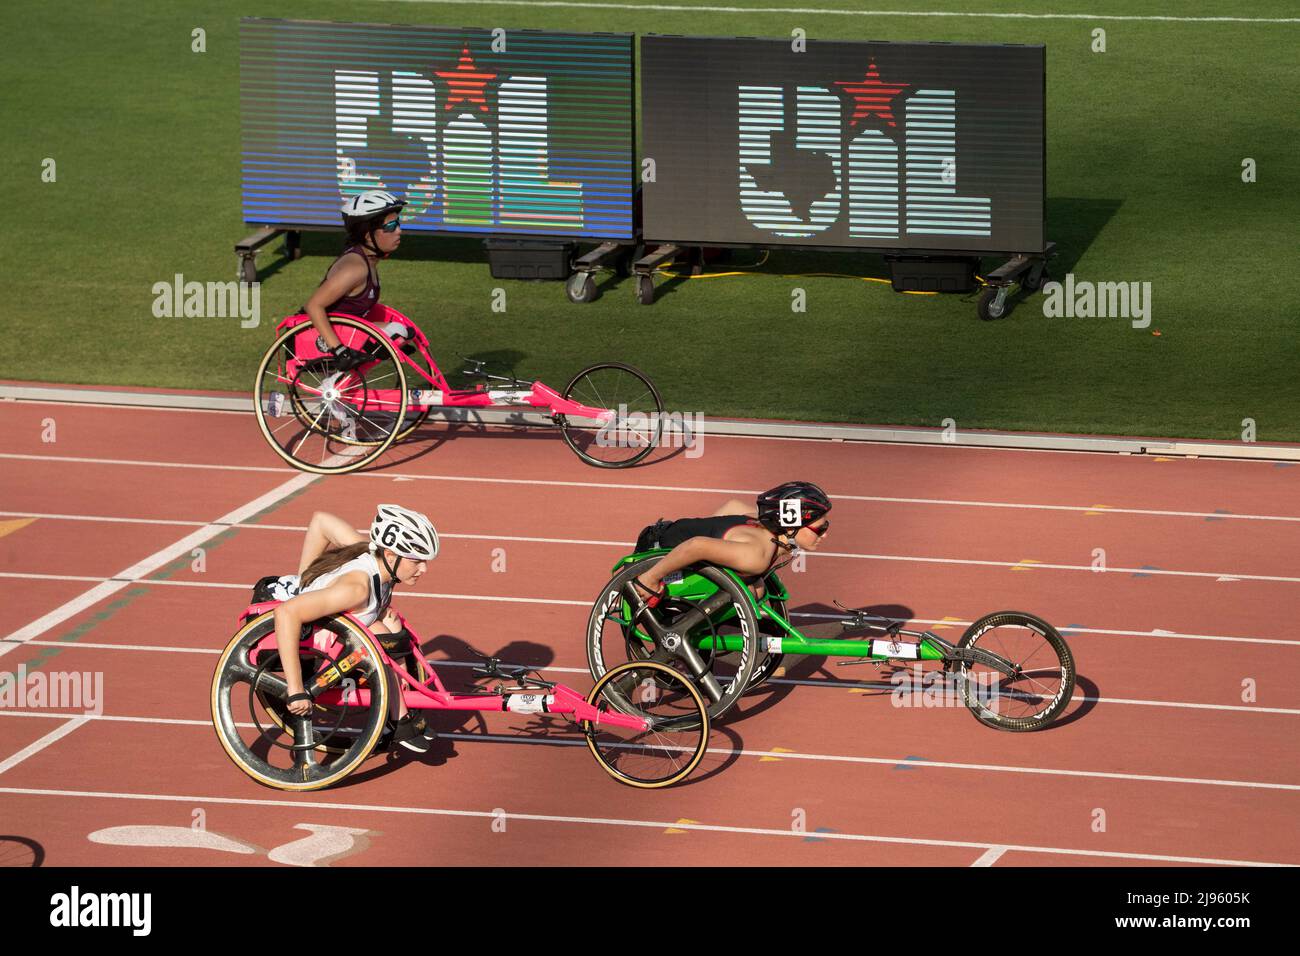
[2,1,1297,440]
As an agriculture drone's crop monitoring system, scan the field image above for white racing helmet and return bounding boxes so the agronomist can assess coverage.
[341,190,406,220]
[369,504,439,562]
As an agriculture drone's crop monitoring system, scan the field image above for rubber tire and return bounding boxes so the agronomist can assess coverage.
[253,316,408,475]
[587,558,760,724]
[211,611,390,791]
[636,273,655,305]
[566,272,599,304]
[954,611,1076,732]
[583,660,710,788]
[977,287,1008,321]
[557,362,663,469]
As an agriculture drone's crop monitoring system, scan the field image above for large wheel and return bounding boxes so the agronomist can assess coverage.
[587,558,760,724]
[556,362,663,468]
[583,660,709,788]
[952,611,1076,732]
[211,611,390,791]
[254,317,408,475]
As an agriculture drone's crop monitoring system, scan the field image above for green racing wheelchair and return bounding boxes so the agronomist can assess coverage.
[586,549,1077,732]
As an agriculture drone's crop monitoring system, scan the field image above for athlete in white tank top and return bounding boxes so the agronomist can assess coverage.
[298,550,392,628]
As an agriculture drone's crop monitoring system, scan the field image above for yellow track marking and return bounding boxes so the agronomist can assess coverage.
[664,818,699,834]
[1010,558,1042,571]
[760,747,795,763]
[0,518,37,539]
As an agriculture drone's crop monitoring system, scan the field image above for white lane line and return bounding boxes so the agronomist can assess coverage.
[1,571,1294,648]
[2,710,1296,791]
[813,550,1300,583]
[0,785,1290,867]
[5,455,1299,523]
[971,846,1009,867]
[0,716,90,775]
[12,395,1300,463]
[439,731,1300,792]
[0,471,319,657]
[8,540,1300,584]
[1,452,283,474]
[3,642,1296,717]
[365,1,1300,26]
[5,399,242,416]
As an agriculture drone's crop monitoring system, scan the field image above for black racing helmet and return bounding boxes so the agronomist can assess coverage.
[756,481,832,534]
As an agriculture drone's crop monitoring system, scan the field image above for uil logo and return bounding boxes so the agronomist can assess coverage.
[738,59,990,241]
[335,45,583,230]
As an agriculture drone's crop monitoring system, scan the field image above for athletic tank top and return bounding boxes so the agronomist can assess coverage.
[320,247,380,318]
[299,550,392,627]
[639,514,761,551]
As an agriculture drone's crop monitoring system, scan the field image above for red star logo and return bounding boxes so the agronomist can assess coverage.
[834,60,910,128]
[435,45,497,113]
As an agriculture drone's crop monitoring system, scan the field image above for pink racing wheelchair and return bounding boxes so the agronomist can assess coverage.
[210,600,709,792]
[254,305,663,474]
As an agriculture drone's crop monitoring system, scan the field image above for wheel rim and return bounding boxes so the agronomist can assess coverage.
[588,561,758,722]
[210,613,390,791]
[254,318,407,474]
[558,363,663,468]
[958,614,1074,729]
[584,661,709,788]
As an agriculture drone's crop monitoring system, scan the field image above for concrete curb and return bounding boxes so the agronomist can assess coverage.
[3,383,1297,462]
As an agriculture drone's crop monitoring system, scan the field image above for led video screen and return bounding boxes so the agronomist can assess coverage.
[240,19,636,240]
[641,35,1045,253]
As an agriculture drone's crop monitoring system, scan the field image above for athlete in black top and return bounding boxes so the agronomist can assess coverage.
[633,483,832,602]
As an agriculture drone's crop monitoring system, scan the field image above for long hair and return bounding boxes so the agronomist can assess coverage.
[300,542,370,589]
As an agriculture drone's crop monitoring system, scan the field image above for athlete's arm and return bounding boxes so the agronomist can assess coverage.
[297,511,366,575]
[273,571,369,716]
[303,255,369,350]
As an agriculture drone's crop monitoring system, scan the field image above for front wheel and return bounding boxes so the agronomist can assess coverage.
[584,660,710,788]
[557,362,663,468]
[953,611,1076,732]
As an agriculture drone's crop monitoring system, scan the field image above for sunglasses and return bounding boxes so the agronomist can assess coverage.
[379,219,402,233]
[804,519,830,537]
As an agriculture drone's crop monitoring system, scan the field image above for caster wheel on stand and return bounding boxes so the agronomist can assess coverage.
[636,273,655,306]
[566,271,599,304]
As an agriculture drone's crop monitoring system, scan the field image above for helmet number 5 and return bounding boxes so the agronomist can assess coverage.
[779,499,800,528]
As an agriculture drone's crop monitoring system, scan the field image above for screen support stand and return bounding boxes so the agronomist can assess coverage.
[235,227,302,283]
[976,240,1056,321]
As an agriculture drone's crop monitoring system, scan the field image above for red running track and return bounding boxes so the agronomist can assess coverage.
[0,391,1297,868]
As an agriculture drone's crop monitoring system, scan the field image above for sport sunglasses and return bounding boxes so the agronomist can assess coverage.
[379,219,402,233]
